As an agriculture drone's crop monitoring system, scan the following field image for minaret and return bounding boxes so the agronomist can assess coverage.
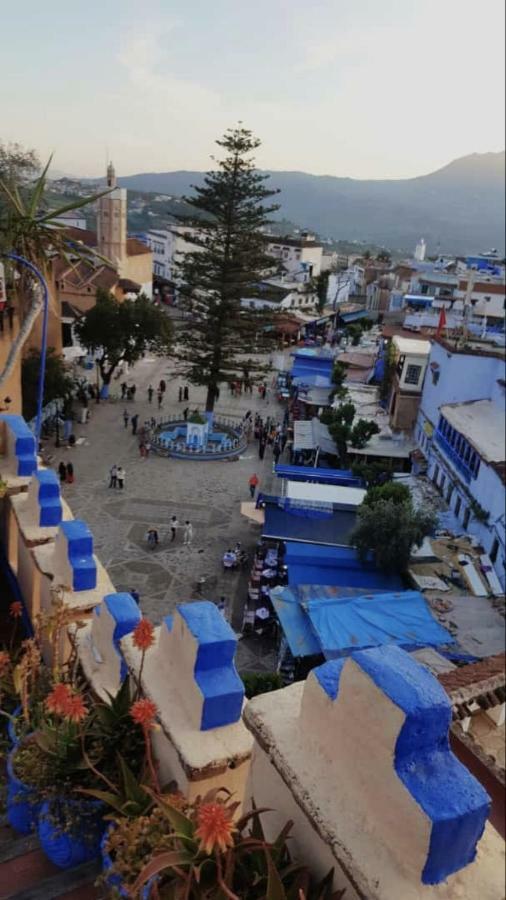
[97,162,127,269]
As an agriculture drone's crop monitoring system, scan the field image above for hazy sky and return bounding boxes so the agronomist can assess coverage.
[2,0,504,179]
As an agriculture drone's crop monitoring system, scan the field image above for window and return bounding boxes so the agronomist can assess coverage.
[404,364,422,385]
[454,496,462,518]
[446,482,454,503]
[462,507,470,529]
[432,464,440,486]
[490,538,500,563]
[439,473,446,492]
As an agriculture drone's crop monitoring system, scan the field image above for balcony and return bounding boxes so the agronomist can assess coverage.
[434,429,474,483]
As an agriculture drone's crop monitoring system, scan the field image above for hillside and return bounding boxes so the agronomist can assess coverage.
[112,151,505,255]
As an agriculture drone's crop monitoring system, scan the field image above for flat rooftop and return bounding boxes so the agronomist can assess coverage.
[440,399,506,464]
[392,335,431,356]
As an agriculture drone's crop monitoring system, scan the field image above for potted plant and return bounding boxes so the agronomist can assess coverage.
[104,789,346,899]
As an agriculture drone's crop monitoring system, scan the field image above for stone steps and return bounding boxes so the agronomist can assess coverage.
[0,824,102,900]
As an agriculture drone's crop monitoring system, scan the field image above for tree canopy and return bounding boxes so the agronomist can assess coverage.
[352,491,436,574]
[75,290,173,385]
[173,126,280,411]
[320,401,380,463]
[21,348,74,421]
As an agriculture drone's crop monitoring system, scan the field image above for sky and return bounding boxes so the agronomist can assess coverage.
[2,0,505,180]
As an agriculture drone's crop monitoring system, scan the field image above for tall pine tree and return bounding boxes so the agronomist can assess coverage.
[174,126,279,411]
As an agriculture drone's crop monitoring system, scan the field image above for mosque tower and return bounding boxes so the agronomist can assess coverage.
[97,162,127,268]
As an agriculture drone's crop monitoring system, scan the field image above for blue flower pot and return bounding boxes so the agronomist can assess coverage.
[38,798,105,870]
[6,747,40,835]
[101,825,156,899]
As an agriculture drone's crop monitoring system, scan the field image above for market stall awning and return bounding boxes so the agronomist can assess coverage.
[272,586,453,659]
[293,418,336,456]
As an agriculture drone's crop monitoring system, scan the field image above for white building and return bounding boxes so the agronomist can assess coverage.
[144,226,200,281]
[416,338,506,589]
[52,211,87,230]
[264,234,323,281]
[414,238,426,261]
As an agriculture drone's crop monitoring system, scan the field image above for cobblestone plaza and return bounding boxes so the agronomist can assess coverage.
[56,352,281,672]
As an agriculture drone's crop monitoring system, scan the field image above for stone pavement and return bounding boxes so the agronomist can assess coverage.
[51,354,282,673]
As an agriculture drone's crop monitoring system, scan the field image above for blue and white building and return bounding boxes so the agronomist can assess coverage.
[416,339,506,589]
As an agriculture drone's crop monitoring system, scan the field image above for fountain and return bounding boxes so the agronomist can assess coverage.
[152,411,247,461]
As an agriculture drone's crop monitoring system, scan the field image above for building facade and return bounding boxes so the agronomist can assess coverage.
[388,336,430,432]
[416,339,506,590]
[264,234,323,280]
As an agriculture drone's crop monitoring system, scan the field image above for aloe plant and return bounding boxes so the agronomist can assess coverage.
[105,789,347,899]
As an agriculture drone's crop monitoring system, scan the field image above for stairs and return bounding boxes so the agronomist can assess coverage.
[0,824,103,900]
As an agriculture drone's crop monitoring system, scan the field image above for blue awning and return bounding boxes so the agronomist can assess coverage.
[263,502,356,546]
[272,586,453,659]
[274,464,363,487]
[284,540,403,591]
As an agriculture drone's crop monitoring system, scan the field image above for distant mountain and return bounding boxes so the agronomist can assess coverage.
[113,151,505,255]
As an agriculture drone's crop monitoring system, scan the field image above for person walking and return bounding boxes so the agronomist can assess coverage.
[248,473,259,499]
[109,464,117,488]
[123,409,129,429]
[183,407,189,421]
[258,440,266,460]
[58,461,67,484]
[183,521,193,545]
[120,382,127,400]
[131,414,139,436]
[169,515,179,542]
[130,384,137,401]
[66,462,74,484]
[159,379,166,394]
[273,442,281,465]
[157,391,163,409]
[146,527,159,550]
[147,385,154,403]
[116,466,125,489]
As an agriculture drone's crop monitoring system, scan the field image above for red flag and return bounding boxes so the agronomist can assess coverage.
[436,307,447,336]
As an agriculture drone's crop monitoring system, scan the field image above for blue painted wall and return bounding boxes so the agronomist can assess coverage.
[313,646,490,884]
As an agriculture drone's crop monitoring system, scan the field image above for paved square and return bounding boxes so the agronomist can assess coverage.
[53,352,283,671]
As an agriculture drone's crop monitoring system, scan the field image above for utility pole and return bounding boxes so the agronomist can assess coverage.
[462,268,475,343]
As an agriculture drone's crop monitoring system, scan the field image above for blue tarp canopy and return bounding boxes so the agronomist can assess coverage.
[272,586,453,659]
[291,350,334,383]
[274,464,363,487]
[284,540,403,591]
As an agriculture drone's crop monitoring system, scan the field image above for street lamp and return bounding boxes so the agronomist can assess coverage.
[3,252,49,448]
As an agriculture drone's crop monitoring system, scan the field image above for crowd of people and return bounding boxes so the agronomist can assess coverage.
[254,414,292,464]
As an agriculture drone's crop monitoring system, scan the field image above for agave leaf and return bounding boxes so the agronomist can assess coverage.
[146,787,194,839]
[28,156,53,217]
[38,188,112,224]
[12,664,23,696]
[271,819,294,862]
[0,178,25,216]
[118,755,150,807]
[78,788,125,814]
[131,850,192,895]
[265,850,288,900]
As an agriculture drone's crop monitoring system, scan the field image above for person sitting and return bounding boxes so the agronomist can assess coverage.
[223,549,237,571]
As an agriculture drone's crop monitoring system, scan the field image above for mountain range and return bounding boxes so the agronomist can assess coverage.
[111,151,505,255]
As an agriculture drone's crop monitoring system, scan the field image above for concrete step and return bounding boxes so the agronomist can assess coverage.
[0,824,102,900]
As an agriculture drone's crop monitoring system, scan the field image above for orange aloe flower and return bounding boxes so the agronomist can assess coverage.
[9,601,23,618]
[132,618,155,652]
[130,698,158,729]
[65,691,88,723]
[195,801,236,855]
[45,682,72,715]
